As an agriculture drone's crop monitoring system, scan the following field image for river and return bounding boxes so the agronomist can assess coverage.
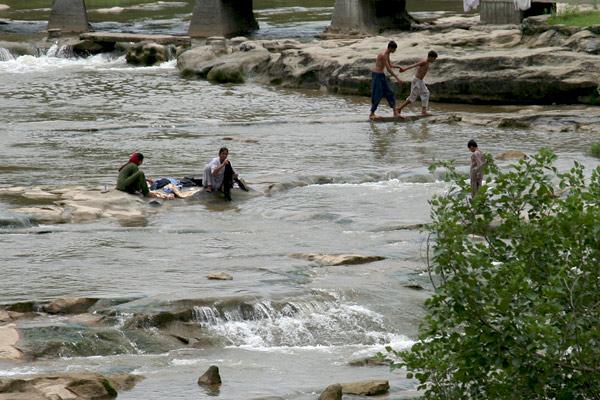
[1,0,599,399]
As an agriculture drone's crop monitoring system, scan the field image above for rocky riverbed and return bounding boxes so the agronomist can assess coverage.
[177,15,600,106]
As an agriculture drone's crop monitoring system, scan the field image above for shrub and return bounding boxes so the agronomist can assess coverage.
[387,148,600,400]
[591,142,600,158]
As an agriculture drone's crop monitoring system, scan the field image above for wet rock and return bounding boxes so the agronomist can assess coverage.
[0,324,23,361]
[222,136,259,143]
[340,379,390,396]
[176,17,600,105]
[294,253,385,266]
[496,150,528,160]
[498,118,532,128]
[349,356,391,367]
[72,39,107,56]
[6,301,37,313]
[0,310,24,323]
[207,272,233,280]
[178,44,271,83]
[198,365,222,386]
[318,383,342,400]
[10,205,65,224]
[44,297,98,314]
[0,372,142,400]
[126,40,172,66]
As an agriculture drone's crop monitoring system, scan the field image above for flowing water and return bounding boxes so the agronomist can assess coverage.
[1,1,599,399]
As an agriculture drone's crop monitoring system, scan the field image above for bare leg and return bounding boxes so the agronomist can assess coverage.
[422,107,432,116]
[397,99,411,115]
[393,106,404,118]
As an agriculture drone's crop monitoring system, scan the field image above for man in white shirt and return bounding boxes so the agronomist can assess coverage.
[203,147,238,200]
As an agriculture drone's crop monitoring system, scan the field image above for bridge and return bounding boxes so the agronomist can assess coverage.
[47,0,550,38]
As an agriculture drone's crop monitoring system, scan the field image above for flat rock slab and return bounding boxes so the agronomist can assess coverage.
[80,32,191,46]
[369,114,431,122]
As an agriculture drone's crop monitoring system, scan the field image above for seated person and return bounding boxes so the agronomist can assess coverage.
[203,147,238,201]
[116,152,156,198]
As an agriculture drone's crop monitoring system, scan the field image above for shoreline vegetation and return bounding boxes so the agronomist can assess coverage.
[548,6,600,26]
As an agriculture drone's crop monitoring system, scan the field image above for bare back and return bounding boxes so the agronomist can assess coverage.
[373,51,390,73]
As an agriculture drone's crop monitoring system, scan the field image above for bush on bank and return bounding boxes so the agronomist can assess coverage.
[387,148,600,399]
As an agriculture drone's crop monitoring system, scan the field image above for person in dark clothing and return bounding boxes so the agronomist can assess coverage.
[116,153,156,197]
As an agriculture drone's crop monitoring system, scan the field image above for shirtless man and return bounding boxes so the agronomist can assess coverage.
[369,41,404,120]
[397,50,438,116]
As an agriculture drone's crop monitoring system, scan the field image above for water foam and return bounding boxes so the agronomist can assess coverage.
[191,298,410,349]
[0,51,127,74]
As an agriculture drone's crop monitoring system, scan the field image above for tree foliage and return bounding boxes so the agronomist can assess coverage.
[389,148,600,400]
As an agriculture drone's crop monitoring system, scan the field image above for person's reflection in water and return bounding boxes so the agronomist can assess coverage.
[368,123,398,160]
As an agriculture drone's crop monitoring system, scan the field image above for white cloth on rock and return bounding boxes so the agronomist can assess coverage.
[514,0,531,10]
[464,0,479,12]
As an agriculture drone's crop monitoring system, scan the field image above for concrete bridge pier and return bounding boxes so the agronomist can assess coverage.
[329,0,410,35]
[48,0,88,33]
[188,0,258,38]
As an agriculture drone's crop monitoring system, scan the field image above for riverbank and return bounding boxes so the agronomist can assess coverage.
[177,15,600,105]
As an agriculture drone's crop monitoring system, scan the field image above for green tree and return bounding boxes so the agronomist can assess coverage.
[389,148,600,400]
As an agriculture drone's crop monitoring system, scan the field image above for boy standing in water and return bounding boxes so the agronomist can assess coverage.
[397,50,438,116]
[468,139,487,198]
[369,41,404,120]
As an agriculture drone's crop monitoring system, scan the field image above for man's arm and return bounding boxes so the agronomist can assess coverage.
[403,60,426,71]
[384,55,402,83]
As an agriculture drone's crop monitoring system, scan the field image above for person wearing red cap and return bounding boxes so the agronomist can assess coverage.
[116,153,156,197]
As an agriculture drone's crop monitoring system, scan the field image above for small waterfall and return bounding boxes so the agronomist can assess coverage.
[191,299,396,348]
[0,47,14,61]
[46,43,74,58]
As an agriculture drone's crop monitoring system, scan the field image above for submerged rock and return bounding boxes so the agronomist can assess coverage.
[207,272,233,280]
[293,253,386,266]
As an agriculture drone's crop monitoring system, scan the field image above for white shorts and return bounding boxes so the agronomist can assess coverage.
[407,77,430,108]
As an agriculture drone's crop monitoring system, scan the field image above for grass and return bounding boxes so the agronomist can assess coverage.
[547,7,600,26]
[590,142,600,158]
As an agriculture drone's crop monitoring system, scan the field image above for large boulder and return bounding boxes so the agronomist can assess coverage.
[178,42,271,83]
[126,41,173,66]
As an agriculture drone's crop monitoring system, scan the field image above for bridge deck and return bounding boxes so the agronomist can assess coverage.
[80,32,191,46]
